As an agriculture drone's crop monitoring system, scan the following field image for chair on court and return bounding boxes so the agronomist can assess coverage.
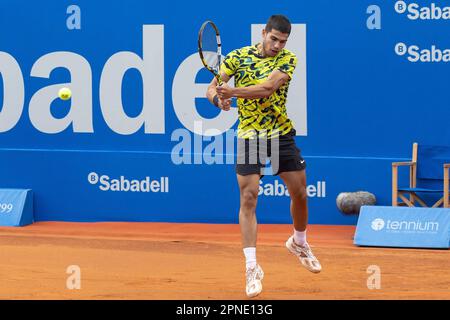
[392,142,450,208]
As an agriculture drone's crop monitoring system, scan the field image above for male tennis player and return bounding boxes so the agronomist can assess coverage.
[206,15,321,298]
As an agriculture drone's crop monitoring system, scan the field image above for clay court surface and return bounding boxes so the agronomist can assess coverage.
[0,222,448,300]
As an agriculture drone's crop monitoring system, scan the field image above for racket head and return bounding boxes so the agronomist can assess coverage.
[198,20,222,84]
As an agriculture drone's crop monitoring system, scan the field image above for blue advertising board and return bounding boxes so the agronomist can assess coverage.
[354,206,450,248]
[0,189,33,226]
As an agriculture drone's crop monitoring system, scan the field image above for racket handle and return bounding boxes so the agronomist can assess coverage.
[215,73,223,86]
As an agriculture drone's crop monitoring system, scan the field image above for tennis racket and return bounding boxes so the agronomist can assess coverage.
[198,20,223,85]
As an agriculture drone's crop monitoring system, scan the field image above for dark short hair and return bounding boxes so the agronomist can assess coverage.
[265,15,291,34]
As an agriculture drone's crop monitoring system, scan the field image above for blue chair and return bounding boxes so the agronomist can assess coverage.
[392,143,450,208]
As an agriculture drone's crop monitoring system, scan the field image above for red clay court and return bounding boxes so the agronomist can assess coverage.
[0,223,448,300]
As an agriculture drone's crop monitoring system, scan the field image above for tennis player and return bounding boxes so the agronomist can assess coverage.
[206,14,321,298]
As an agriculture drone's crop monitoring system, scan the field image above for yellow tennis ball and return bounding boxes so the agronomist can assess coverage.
[58,87,72,100]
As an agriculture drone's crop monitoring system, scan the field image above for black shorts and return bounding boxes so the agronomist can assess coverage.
[236,129,306,176]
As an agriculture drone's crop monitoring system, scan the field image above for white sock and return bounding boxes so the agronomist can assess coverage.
[243,247,257,269]
[293,229,307,246]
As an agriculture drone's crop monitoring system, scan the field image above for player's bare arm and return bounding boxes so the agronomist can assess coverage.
[206,71,232,110]
[216,70,289,100]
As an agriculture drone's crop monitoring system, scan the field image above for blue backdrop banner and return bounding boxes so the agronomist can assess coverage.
[0,1,449,224]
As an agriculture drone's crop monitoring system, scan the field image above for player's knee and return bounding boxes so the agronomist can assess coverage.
[291,186,307,201]
[240,190,258,209]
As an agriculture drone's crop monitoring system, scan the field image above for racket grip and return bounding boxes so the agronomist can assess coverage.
[216,74,223,86]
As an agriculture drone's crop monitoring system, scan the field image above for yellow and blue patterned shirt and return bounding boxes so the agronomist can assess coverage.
[221,44,297,139]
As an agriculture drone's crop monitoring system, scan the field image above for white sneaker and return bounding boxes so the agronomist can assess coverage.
[286,236,322,273]
[245,264,264,298]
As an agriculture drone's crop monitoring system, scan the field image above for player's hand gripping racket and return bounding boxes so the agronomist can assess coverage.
[198,20,223,85]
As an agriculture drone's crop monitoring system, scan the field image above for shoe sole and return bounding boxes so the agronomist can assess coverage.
[246,280,262,298]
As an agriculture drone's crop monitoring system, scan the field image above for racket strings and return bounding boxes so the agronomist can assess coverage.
[201,23,221,72]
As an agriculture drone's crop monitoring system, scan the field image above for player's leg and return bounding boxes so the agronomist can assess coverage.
[236,134,265,297]
[279,169,308,232]
[237,173,260,249]
[236,173,264,298]
[279,169,322,273]
[274,129,321,273]
[271,130,309,236]
[236,135,264,251]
